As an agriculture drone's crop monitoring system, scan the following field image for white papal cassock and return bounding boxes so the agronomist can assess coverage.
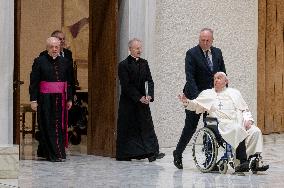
[184,88,263,157]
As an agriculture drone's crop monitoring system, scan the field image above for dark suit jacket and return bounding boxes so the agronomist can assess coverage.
[183,45,226,99]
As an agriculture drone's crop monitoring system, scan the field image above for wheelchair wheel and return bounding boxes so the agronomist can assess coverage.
[218,160,228,174]
[192,127,218,172]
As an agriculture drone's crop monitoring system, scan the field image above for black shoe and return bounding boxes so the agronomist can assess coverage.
[253,164,269,172]
[156,153,165,159]
[37,147,47,158]
[148,155,156,162]
[116,158,131,161]
[235,161,250,172]
[211,164,219,172]
[49,158,63,162]
[173,150,183,169]
[249,155,269,172]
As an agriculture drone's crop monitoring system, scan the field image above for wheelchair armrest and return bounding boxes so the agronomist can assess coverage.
[203,117,223,145]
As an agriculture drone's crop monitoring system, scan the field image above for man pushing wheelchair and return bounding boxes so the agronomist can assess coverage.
[178,72,269,173]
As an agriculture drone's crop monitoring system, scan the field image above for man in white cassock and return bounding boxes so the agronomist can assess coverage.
[179,72,269,172]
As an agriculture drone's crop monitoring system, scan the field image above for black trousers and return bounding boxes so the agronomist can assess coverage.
[175,110,202,156]
[236,139,247,162]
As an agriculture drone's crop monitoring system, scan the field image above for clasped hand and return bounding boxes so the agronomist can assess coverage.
[140,96,152,104]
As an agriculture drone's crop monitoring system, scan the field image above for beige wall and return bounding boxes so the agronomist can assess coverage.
[20,0,89,129]
[20,0,89,103]
[20,0,62,104]
[63,0,89,90]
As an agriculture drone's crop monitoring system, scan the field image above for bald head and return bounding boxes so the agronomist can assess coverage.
[46,37,60,59]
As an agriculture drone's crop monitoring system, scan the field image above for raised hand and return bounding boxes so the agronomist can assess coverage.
[178,94,188,103]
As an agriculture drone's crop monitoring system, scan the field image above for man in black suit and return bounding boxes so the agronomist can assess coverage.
[173,28,226,169]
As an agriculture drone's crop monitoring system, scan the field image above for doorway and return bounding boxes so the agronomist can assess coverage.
[15,0,90,159]
[14,0,118,159]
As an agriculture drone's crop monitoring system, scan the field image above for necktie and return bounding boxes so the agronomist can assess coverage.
[205,50,213,71]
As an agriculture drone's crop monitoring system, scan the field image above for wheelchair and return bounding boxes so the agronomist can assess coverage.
[192,117,263,174]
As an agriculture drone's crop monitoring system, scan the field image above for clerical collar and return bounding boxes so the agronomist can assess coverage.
[48,53,59,60]
[130,55,139,61]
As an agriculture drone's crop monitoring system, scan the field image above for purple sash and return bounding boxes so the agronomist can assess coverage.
[40,81,68,147]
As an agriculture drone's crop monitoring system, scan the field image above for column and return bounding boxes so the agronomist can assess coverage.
[0,0,19,179]
[0,0,14,145]
[118,0,156,62]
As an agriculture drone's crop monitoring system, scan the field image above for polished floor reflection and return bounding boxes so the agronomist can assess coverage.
[1,134,284,188]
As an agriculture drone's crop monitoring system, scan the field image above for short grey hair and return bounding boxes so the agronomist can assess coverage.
[128,38,142,48]
[200,28,214,35]
[46,37,60,47]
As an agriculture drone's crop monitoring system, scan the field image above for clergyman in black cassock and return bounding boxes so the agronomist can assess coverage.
[39,30,83,145]
[30,37,73,162]
[116,38,164,162]
[39,30,76,96]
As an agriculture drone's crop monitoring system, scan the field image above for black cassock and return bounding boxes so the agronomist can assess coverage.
[29,54,73,161]
[116,55,160,160]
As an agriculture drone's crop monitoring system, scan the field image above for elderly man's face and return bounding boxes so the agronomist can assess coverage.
[47,40,60,59]
[214,73,228,91]
[199,30,213,51]
[129,41,142,58]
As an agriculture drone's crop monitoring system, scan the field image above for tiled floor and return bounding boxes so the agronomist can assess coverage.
[1,134,284,188]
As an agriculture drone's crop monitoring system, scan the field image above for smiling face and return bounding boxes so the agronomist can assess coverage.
[214,72,228,92]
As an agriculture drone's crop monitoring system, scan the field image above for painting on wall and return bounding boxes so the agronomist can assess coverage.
[62,0,89,89]
[62,0,89,62]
